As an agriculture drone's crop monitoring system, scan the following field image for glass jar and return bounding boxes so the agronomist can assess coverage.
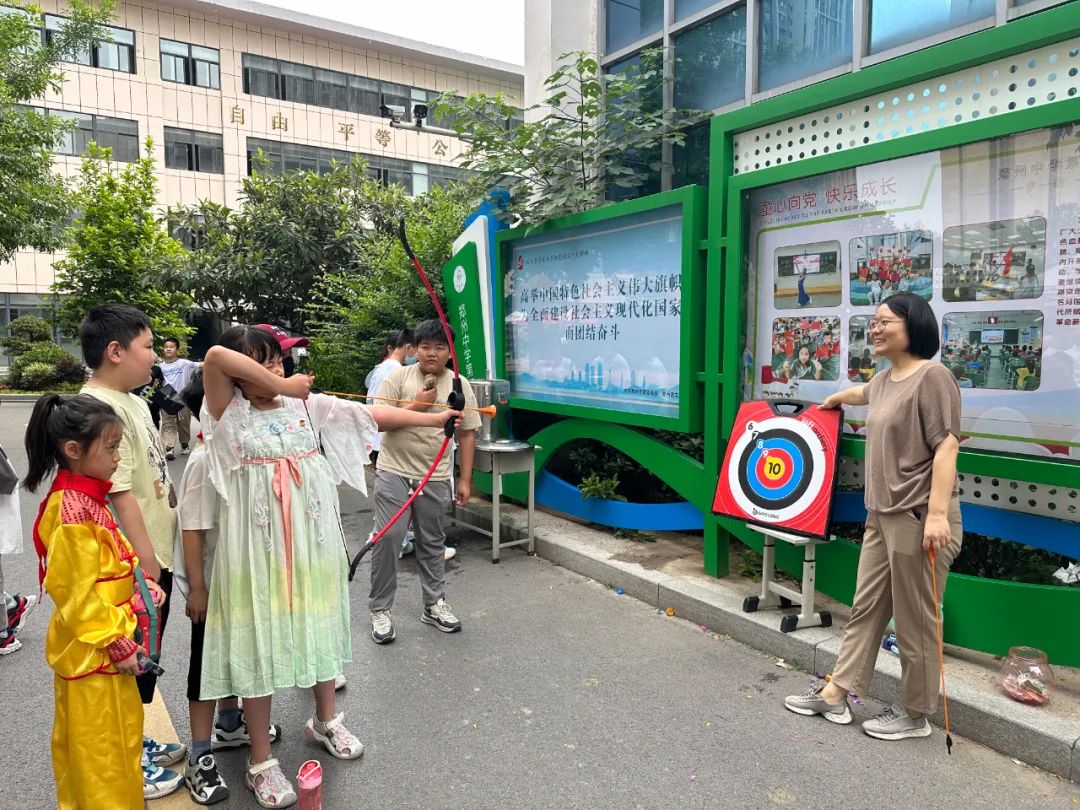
[1000,646,1054,705]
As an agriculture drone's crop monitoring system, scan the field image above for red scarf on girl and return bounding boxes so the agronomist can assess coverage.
[32,469,114,586]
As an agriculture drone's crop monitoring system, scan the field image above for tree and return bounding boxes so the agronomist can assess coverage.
[169,156,379,333]
[52,141,193,340]
[433,49,692,225]
[303,182,477,393]
[0,0,113,260]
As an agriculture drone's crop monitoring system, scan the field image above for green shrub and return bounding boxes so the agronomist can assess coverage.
[53,353,88,384]
[1,315,52,357]
[3,317,86,390]
[579,473,626,501]
[18,361,60,390]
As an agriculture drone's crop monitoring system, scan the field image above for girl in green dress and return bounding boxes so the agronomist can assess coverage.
[200,326,457,808]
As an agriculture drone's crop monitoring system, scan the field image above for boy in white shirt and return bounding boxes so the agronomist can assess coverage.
[158,338,200,459]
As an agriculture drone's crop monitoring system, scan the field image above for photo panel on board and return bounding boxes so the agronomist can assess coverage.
[765,315,842,385]
[773,241,842,309]
[849,230,934,305]
[940,311,1044,391]
[942,217,1046,303]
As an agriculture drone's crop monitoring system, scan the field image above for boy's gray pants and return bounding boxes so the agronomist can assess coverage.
[368,469,452,613]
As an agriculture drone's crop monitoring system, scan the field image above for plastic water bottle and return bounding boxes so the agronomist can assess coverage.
[298,760,323,810]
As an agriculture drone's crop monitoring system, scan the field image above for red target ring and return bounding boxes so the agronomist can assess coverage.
[755,447,795,490]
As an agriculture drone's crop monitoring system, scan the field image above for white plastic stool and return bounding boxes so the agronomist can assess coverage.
[742,523,832,633]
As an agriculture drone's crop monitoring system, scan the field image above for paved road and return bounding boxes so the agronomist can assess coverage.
[1,400,1077,809]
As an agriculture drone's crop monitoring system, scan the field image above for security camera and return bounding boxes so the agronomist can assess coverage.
[379,103,406,121]
[412,103,429,124]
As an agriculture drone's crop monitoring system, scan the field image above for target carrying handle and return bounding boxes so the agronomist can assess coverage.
[445,378,466,438]
[768,399,811,416]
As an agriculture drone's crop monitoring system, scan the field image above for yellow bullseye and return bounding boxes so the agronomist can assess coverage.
[764,458,787,481]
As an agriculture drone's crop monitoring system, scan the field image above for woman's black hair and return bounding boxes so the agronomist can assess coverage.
[218,325,283,364]
[23,394,123,492]
[879,292,940,359]
[180,368,205,415]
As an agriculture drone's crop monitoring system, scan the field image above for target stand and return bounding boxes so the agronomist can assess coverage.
[742,524,832,633]
[712,399,843,633]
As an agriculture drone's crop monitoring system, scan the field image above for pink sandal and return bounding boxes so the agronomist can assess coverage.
[305,712,364,760]
[245,757,297,808]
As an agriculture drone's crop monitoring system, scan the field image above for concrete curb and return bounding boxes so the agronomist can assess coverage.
[454,501,1080,782]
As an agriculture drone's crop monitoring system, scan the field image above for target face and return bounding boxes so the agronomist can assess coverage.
[713,400,842,539]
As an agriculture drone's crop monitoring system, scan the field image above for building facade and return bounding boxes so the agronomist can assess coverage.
[0,0,522,331]
[526,0,1072,194]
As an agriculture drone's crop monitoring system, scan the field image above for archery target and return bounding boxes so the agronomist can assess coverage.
[726,416,827,524]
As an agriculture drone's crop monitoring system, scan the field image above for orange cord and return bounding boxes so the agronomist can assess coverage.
[929,546,953,754]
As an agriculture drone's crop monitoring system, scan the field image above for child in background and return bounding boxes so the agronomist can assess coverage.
[24,394,166,810]
[174,370,283,805]
[79,304,186,799]
[0,431,36,655]
[199,326,459,806]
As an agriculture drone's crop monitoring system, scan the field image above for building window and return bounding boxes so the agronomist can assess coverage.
[246,137,463,195]
[238,53,516,126]
[672,120,710,189]
[281,62,316,104]
[674,6,746,110]
[606,53,664,202]
[869,0,995,55]
[675,0,720,21]
[316,68,349,110]
[246,138,356,177]
[605,0,663,52]
[758,0,853,92]
[242,54,280,99]
[349,75,381,116]
[44,14,135,73]
[48,110,138,162]
[164,127,224,173]
[160,39,220,89]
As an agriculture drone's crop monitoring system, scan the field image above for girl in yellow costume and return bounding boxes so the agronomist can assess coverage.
[25,394,165,810]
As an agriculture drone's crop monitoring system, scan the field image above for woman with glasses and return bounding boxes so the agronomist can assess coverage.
[784,292,963,742]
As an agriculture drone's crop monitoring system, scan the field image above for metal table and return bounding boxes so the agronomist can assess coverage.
[452,439,535,563]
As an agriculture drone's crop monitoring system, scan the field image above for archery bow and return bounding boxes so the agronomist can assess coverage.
[348,219,466,580]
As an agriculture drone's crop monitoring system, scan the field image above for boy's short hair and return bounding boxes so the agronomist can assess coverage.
[388,327,415,349]
[79,304,152,369]
[162,337,180,349]
[413,319,453,346]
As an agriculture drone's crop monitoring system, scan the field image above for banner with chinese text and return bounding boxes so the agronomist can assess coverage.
[504,205,684,417]
[442,242,487,381]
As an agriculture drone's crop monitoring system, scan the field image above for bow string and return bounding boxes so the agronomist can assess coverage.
[348,219,465,580]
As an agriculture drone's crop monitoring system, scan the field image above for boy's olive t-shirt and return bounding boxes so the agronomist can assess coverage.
[862,362,961,515]
[83,385,177,568]
[376,365,482,482]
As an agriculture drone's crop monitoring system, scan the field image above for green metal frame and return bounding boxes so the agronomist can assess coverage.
[495,185,708,433]
[704,2,1080,578]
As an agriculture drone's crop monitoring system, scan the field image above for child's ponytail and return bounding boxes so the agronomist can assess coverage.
[23,394,123,492]
[23,394,66,493]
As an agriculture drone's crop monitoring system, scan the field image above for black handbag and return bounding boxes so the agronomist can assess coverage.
[153,383,186,416]
[0,444,18,495]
